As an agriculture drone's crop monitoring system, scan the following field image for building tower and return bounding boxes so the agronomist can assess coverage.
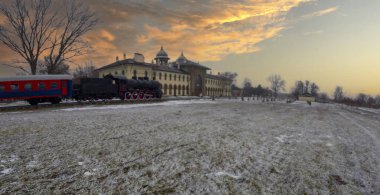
[155,46,170,65]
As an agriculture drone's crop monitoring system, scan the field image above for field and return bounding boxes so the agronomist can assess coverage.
[1,99,380,194]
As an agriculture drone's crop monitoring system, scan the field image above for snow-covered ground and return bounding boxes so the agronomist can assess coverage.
[1,100,380,194]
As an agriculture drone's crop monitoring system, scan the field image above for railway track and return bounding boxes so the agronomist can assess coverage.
[0,97,213,112]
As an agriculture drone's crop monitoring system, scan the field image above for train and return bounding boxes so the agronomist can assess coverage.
[0,74,162,105]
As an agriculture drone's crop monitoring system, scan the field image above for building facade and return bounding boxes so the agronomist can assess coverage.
[95,47,232,97]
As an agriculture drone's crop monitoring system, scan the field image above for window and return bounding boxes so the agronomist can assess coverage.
[0,85,5,91]
[115,71,118,75]
[11,84,19,91]
[183,75,185,82]
[159,73,162,80]
[169,74,172,81]
[51,82,58,89]
[174,75,176,81]
[164,73,167,80]
[122,70,125,75]
[145,70,148,78]
[38,83,46,90]
[25,83,32,91]
[152,72,156,80]
[133,70,137,78]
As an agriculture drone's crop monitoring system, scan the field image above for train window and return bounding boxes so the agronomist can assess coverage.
[10,84,19,91]
[0,85,5,91]
[38,83,46,90]
[25,83,32,90]
[51,82,58,89]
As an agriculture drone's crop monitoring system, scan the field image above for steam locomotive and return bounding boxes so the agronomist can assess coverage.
[0,74,162,105]
[73,74,162,101]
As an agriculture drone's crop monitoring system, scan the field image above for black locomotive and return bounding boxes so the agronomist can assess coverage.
[73,74,162,101]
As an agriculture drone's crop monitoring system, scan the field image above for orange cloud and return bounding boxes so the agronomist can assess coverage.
[302,6,338,19]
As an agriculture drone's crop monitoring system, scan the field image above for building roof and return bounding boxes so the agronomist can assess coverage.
[95,59,152,71]
[0,75,72,82]
[206,74,233,81]
[152,65,188,74]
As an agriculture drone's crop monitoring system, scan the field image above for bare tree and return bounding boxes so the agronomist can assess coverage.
[267,74,285,98]
[73,61,96,78]
[291,80,304,99]
[375,95,380,105]
[310,82,319,97]
[356,93,368,105]
[0,0,97,75]
[334,86,344,102]
[220,72,238,84]
[38,56,70,74]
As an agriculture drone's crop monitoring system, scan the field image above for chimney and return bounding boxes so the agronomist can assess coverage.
[123,53,126,59]
[133,53,145,63]
[116,56,119,61]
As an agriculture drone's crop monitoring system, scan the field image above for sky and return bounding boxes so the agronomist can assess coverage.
[0,0,379,96]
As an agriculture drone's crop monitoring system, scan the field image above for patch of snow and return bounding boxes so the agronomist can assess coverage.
[1,168,14,175]
[26,161,39,168]
[59,100,214,111]
[213,171,241,179]
[83,171,95,177]
[275,135,292,143]
[326,143,333,147]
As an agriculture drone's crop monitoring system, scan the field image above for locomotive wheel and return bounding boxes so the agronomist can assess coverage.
[125,92,132,100]
[133,92,138,100]
[139,93,144,100]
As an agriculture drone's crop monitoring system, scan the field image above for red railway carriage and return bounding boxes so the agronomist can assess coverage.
[0,75,73,105]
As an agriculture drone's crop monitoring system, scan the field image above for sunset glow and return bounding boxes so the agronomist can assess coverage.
[1,0,379,96]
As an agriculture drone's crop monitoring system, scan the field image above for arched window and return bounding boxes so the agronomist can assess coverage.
[159,73,162,80]
[182,75,185,82]
[164,73,167,80]
[174,75,176,81]
[164,84,168,95]
[186,85,189,95]
[169,74,172,81]
[178,85,181,95]
[174,85,177,96]
[152,72,156,80]
[122,70,125,75]
[182,85,186,96]
[144,70,148,78]
[133,70,137,78]
[169,84,172,95]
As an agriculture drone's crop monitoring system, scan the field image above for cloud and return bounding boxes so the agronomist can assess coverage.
[303,30,324,35]
[81,0,313,63]
[0,0,316,68]
[302,6,338,19]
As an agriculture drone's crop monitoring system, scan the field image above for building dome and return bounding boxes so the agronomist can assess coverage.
[176,51,187,64]
[156,46,168,58]
[155,46,170,65]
